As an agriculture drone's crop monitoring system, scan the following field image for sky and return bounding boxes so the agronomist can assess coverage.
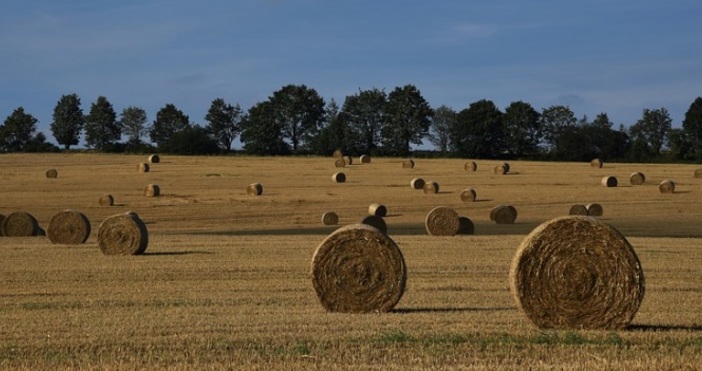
[1,0,701,148]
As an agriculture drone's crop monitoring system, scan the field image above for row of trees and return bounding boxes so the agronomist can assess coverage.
[2,84,702,162]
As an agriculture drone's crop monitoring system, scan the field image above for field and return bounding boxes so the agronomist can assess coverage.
[1,153,702,370]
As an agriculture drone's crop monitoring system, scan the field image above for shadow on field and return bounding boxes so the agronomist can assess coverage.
[628,324,702,332]
[394,306,514,314]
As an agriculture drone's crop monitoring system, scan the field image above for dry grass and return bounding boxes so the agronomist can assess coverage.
[1,154,702,369]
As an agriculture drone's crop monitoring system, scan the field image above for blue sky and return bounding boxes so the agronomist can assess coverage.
[1,1,701,148]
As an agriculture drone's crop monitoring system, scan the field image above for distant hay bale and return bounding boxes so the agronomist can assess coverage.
[423,181,439,194]
[368,203,387,217]
[47,209,91,245]
[659,179,675,194]
[144,184,160,197]
[332,172,346,183]
[460,188,477,202]
[629,172,646,185]
[601,176,618,187]
[360,154,371,164]
[99,194,114,206]
[510,216,645,330]
[343,155,353,166]
[247,183,263,196]
[0,214,5,236]
[590,158,603,168]
[310,223,406,313]
[425,206,460,236]
[137,163,150,173]
[1,211,39,237]
[361,215,387,234]
[46,169,58,179]
[410,178,425,190]
[402,159,415,169]
[695,168,702,178]
[321,211,339,226]
[569,204,588,216]
[490,205,516,224]
[493,164,508,175]
[586,203,603,217]
[148,154,160,164]
[457,216,475,235]
[334,158,346,168]
[97,213,148,255]
[332,149,343,159]
[502,162,511,173]
[464,161,478,172]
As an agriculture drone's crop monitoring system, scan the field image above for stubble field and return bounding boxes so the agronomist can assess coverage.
[1,153,702,370]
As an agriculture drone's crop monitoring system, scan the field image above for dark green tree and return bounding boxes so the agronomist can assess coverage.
[381,84,433,156]
[341,88,386,154]
[665,128,693,161]
[428,105,456,155]
[159,125,220,155]
[0,107,40,152]
[540,105,576,151]
[84,96,120,150]
[308,99,348,156]
[50,94,84,149]
[204,98,243,151]
[119,106,149,146]
[450,99,504,158]
[502,101,542,157]
[682,97,702,161]
[150,104,190,147]
[629,107,672,157]
[23,132,59,153]
[269,84,325,152]
[240,101,290,155]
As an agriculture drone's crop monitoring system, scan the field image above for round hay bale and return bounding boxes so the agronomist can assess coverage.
[601,176,618,187]
[510,216,645,330]
[148,154,160,164]
[361,215,387,234]
[343,155,353,166]
[137,163,150,173]
[464,161,477,172]
[144,184,160,197]
[425,206,460,236]
[460,188,477,202]
[507,205,518,221]
[332,149,343,159]
[124,211,140,218]
[457,216,475,235]
[47,209,91,245]
[311,224,406,313]
[402,159,415,169]
[332,172,346,183]
[491,205,516,224]
[321,211,339,226]
[659,179,675,194]
[694,168,702,178]
[423,181,439,194]
[97,213,148,255]
[590,158,603,168]
[45,169,58,179]
[493,164,508,175]
[368,203,387,217]
[360,154,371,164]
[502,162,511,173]
[629,172,646,185]
[586,203,603,217]
[568,204,588,216]
[0,214,5,236]
[410,178,425,190]
[99,194,114,206]
[1,211,39,237]
[334,158,346,168]
[247,183,263,196]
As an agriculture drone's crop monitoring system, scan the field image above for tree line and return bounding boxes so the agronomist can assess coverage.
[2,83,702,162]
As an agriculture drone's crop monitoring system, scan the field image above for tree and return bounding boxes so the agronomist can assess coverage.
[240,101,290,155]
[307,99,347,156]
[381,84,433,156]
[682,97,702,161]
[341,88,386,154]
[428,105,456,155]
[119,106,149,145]
[450,99,503,158]
[159,125,220,155]
[84,96,120,150]
[629,107,672,157]
[204,98,243,151]
[0,107,39,152]
[666,128,693,161]
[502,101,542,158]
[540,105,576,151]
[268,84,326,153]
[50,94,84,149]
[150,104,190,147]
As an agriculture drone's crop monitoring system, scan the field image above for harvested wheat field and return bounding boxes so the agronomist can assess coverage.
[2,153,702,369]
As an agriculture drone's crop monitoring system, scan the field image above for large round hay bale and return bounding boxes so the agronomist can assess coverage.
[321,211,339,226]
[659,179,675,194]
[586,203,603,217]
[402,159,415,169]
[332,149,343,159]
[360,154,371,164]
[137,163,150,173]
[590,158,603,168]
[510,216,645,329]
[457,216,475,235]
[490,205,516,224]
[311,224,406,313]
[460,188,477,202]
[45,169,58,179]
[99,194,114,206]
[568,204,588,216]
[334,158,346,168]
[425,206,460,236]
[368,203,387,217]
[342,155,353,166]
[464,161,478,172]
[410,178,425,190]
[493,164,508,175]
[361,215,387,234]
[423,181,439,194]
[332,172,346,183]
[629,172,646,185]
[601,176,618,187]
[144,184,160,197]
[1,211,39,237]
[97,213,148,255]
[502,162,511,173]
[148,154,160,164]
[247,183,263,196]
[47,209,91,245]
[694,168,702,178]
